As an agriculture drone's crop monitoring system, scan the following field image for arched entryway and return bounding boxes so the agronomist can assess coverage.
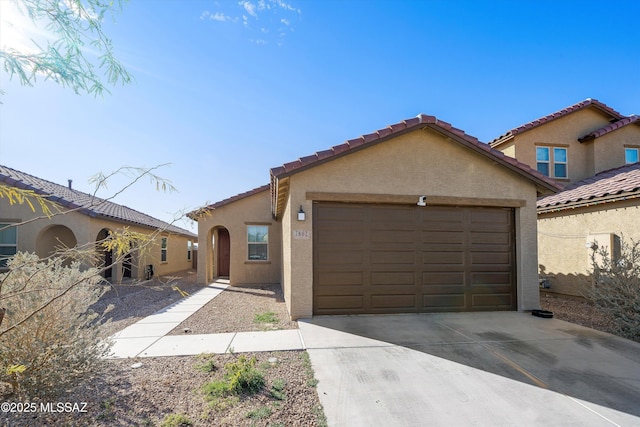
[208,226,230,282]
[96,228,114,279]
[36,225,78,262]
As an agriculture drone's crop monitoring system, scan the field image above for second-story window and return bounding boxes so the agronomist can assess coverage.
[625,147,639,164]
[536,146,567,179]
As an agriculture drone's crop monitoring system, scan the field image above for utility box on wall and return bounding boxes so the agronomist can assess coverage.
[586,233,621,269]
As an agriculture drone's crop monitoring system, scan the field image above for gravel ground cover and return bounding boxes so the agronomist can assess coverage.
[168,283,298,335]
[540,292,617,335]
[1,275,628,426]
[1,272,324,427]
[92,269,204,338]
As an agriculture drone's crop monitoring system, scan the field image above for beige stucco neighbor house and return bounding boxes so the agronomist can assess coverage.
[191,114,560,319]
[490,99,640,296]
[0,165,197,281]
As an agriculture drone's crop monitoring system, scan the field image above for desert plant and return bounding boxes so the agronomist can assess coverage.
[160,413,193,427]
[587,236,640,342]
[270,378,286,400]
[0,252,111,397]
[202,355,265,403]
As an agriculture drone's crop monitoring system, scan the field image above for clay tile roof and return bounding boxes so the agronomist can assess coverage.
[490,98,625,147]
[0,165,196,236]
[537,162,640,211]
[188,184,270,219]
[578,114,640,142]
[269,114,561,195]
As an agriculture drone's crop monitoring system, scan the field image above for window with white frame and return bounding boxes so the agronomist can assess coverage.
[247,225,268,261]
[625,147,639,164]
[536,146,568,178]
[0,223,17,269]
[187,240,192,261]
[160,236,168,262]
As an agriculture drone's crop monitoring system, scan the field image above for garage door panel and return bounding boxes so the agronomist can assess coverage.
[470,231,511,245]
[371,271,416,285]
[317,272,363,286]
[422,251,464,265]
[316,205,365,221]
[471,294,514,309]
[372,230,416,243]
[314,203,516,315]
[318,250,364,265]
[421,231,464,244]
[371,294,416,310]
[471,272,512,285]
[315,295,364,311]
[316,230,364,245]
[422,272,465,285]
[371,250,415,264]
[422,295,466,311]
[471,252,511,265]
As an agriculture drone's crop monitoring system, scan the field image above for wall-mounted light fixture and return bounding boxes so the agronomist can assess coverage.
[297,205,306,221]
[417,196,427,207]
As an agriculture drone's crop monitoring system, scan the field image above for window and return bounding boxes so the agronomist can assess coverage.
[625,148,639,164]
[536,147,550,176]
[160,237,168,262]
[0,223,17,269]
[247,225,268,261]
[553,147,567,178]
[536,146,567,178]
[187,240,192,261]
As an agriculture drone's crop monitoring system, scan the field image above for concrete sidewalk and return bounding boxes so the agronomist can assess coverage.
[107,280,304,358]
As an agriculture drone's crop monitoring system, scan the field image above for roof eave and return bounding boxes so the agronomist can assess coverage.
[537,190,640,214]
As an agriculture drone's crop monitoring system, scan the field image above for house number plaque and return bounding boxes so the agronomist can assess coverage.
[293,230,310,240]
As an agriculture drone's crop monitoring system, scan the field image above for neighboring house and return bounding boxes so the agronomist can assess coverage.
[190,114,559,319]
[0,165,197,281]
[490,99,640,296]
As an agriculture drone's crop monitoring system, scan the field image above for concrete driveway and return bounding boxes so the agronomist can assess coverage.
[298,312,640,427]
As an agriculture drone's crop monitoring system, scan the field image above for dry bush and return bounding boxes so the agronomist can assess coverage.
[587,237,640,342]
[0,252,111,398]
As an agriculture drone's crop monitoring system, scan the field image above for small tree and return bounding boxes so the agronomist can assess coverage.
[0,0,132,97]
[0,165,179,398]
[587,236,640,342]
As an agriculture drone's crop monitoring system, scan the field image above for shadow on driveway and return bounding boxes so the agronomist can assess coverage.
[300,312,640,425]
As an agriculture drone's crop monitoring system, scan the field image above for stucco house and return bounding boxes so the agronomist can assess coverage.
[0,165,197,281]
[490,99,640,296]
[190,114,560,319]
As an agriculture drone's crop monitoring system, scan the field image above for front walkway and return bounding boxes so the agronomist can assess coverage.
[107,279,304,358]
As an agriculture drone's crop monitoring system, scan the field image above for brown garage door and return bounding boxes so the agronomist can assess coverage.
[313,202,516,315]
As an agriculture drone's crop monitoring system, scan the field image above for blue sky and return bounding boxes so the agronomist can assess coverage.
[1,0,639,232]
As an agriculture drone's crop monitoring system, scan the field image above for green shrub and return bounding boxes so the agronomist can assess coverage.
[160,413,193,427]
[202,355,265,403]
[225,356,265,395]
[0,253,110,398]
[588,237,640,342]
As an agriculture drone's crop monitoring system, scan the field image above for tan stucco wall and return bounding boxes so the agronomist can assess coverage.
[196,189,282,286]
[593,125,640,174]
[0,197,194,280]
[500,108,614,184]
[280,127,543,319]
[538,199,640,296]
